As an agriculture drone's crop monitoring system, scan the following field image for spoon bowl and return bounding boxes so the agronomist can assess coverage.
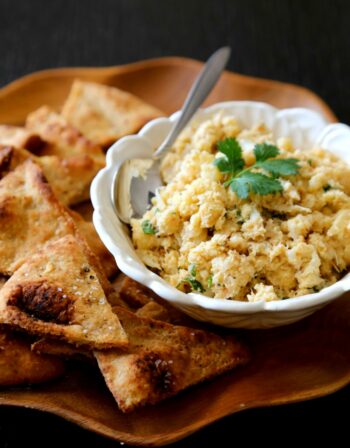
[112,47,231,223]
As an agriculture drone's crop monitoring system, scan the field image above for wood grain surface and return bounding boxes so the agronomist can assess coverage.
[0,57,337,125]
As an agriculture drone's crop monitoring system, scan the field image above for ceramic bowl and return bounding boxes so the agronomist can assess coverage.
[91,101,350,329]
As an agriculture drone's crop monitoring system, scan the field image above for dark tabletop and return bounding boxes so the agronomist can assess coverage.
[0,0,349,446]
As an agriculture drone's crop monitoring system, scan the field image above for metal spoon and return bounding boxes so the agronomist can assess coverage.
[112,46,231,223]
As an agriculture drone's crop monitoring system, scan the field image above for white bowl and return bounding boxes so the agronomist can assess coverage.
[91,101,350,329]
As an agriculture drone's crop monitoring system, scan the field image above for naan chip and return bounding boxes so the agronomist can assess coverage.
[0,145,103,206]
[61,80,164,147]
[0,125,44,153]
[0,328,65,386]
[69,210,118,279]
[0,160,76,275]
[96,307,249,413]
[26,106,105,162]
[0,235,128,349]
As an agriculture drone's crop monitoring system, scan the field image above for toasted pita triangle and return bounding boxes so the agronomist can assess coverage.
[96,307,249,412]
[69,210,118,279]
[26,106,105,162]
[0,145,30,177]
[0,158,114,278]
[32,337,93,362]
[0,159,77,275]
[116,275,198,326]
[0,327,66,386]
[0,125,44,153]
[0,235,128,349]
[39,153,104,205]
[0,145,103,206]
[61,80,163,147]
[2,275,65,385]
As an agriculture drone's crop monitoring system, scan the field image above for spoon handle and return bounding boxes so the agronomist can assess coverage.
[153,46,231,159]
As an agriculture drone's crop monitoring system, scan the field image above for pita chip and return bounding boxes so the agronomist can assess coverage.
[26,106,105,162]
[0,125,44,153]
[117,275,198,326]
[0,328,66,386]
[0,235,128,349]
[0,145,103,206]
[0,146,13,173]
[96,307,249,412]
[1,280,65,386]
[39,153,103,205]
[69,210,118,279]
[32,337,93,362]
[0,158,117,280]
[0,159,76,275]
[61,80,164,147]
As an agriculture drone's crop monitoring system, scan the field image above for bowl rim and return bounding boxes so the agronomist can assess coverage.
[91,100,350,314]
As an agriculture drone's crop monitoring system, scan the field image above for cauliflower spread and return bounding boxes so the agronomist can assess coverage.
[131,113,350,302]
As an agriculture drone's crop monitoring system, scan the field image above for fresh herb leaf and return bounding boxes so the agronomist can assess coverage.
[213,139,300,199]
[213,138,244,174]
[189,263,197,277]
[254,143,280,162]
[141,220,156,235]
[323,184,332,192]
[183,276,205,293]
[230,172,283,199]
[207,275,213,288]
[255,158,300,177]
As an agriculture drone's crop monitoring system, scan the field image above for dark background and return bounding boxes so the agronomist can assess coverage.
[0,0,349,446]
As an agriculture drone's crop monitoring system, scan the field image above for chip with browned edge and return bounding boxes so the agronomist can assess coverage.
[26,106,105,162]
[96,307,249,413]
[0,125,44,153]
[32,337,93,362]
[0,235,128,349]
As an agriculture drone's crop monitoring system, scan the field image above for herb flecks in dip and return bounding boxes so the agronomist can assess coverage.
[131,113,350,302]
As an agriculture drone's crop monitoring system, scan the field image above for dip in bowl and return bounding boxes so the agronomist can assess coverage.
[91,101,350,328]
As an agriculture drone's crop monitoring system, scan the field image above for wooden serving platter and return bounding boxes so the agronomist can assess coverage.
[0,57,347,447]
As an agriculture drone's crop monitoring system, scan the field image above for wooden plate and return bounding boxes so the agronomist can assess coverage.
[0,57,346,447]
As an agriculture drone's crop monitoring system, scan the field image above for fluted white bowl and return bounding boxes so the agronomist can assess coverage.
[91,101,350,329]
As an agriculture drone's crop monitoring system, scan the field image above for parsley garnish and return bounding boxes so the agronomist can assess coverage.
[323,184,332,192]
[213,138,300,199]
[207,275,213,288]
[177,264,205,293]
[141,220,156,235]
[184,277,205,293]
[189,263,197,277]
